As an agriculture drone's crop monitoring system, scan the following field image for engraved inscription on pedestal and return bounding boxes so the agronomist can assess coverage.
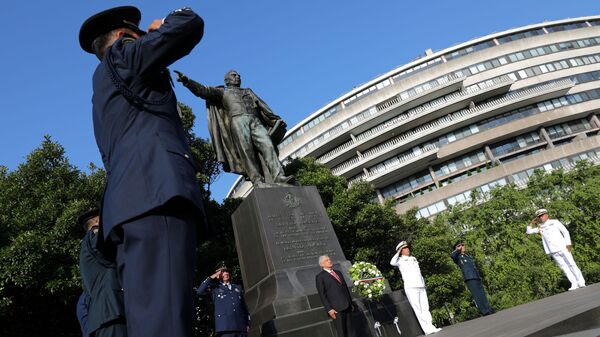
[254,187,345,270]
[232,186,347,294]
[268,211,334,267]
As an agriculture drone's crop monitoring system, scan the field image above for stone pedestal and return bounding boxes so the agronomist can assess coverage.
[232,186,421,337]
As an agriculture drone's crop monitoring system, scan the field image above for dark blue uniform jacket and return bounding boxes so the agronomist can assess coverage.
[451,250,482,281]
[76,292,88,336]
[196,278,250,332]
[79,231,125,335]
[91,8,205,239]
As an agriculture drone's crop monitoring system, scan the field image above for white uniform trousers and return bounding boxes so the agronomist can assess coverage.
[550,250,585,288]
[405,287,439,334]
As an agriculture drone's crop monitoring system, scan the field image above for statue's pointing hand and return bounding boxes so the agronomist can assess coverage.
[173,70,189,85]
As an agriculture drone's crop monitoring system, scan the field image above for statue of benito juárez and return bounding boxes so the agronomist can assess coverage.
[175,70,292,186]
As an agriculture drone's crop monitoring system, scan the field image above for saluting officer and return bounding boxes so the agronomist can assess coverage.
[78,209,126,337]
[526,208,585,290]
[390,241,441,335]
[79,6,206,337]
[450,241,493,316]
[196,265,250,337]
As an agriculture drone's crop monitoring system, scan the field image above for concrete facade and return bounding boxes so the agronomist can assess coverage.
[229,16,600,218]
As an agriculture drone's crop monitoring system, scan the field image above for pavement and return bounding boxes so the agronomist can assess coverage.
[420,282,600,337]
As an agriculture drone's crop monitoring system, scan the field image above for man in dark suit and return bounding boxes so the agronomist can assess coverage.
[78,209,126,337]
[79,6,206,337]
[450,241,493,315]
[315,255,355,337]
[196,267,250,337]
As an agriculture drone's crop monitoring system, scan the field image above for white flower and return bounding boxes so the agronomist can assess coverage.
[368,294,372,298]
[354,281,359,286]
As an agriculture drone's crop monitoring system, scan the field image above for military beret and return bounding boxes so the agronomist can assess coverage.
[79,6,146,54]
[77,208,99,227]
[535,208,548,217]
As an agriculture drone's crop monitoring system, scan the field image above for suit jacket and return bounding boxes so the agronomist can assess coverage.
[451,250,481,281]
[91,8,205,239]
[79,231,125,335]
[315,269,352,313]
[196,278,250,332]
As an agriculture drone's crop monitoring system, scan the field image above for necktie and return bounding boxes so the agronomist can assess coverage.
[330,270,342,284]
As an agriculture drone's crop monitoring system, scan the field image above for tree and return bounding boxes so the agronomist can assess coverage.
[0,102,223,337]
[404,161,600,327]
[284,158,411,285]
[283,158,599,327]
[284,157,346,208]
[0,136,105,337]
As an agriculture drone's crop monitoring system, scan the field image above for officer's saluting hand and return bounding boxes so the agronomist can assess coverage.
[196,264,251,336]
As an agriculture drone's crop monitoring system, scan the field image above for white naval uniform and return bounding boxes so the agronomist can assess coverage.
[526,219,585,289]
[390,253,440,335]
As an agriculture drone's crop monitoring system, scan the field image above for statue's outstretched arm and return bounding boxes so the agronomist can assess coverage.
[174,70,223,101]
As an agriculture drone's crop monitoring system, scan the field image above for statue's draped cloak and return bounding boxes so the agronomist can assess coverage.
[206,87,285,178]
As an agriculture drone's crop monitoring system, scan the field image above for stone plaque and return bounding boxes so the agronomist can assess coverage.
[232,186,346,292]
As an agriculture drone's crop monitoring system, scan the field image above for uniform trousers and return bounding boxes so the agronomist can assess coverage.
[333,306,355,337]
[550,250,585,288]
[114,199,198,337]
[230,114,283,183]
[465,279,493,315]
[404,287,438,334]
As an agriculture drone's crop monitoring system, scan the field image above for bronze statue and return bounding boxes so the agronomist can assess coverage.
[175,70,292,186]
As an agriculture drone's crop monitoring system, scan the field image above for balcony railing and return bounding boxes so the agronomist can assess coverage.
[356,75,514,142]
[304,74,464,159]
[366,144,439,180]
[362,79,571,160]
[317,139,355,163]
[317,75,504,165]
[331,156,362,175]
[328,79,574,176]
[513,155,600,189]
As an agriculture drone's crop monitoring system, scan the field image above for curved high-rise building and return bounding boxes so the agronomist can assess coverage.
[229,15,600,218]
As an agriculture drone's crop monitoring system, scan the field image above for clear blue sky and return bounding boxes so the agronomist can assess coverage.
[1,0,598,202]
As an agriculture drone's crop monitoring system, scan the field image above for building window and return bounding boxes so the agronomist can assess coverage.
[545,22,588,33]
[490,132,542,157]
[546,119,593,139]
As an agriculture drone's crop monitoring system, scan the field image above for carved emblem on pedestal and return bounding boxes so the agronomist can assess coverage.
[283,192,300,208]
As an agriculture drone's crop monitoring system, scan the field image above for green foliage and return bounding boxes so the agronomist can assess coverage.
[178,102,221,198]
[285,158,412,289]
[0,136,105,337]
[284,157,346,208]
[403,161,600,327]
[0,102,221,336]
[287,157,599,328]
[2,132,598,336]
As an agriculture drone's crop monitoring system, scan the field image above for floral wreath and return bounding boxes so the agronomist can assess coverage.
[348,261,385,300]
